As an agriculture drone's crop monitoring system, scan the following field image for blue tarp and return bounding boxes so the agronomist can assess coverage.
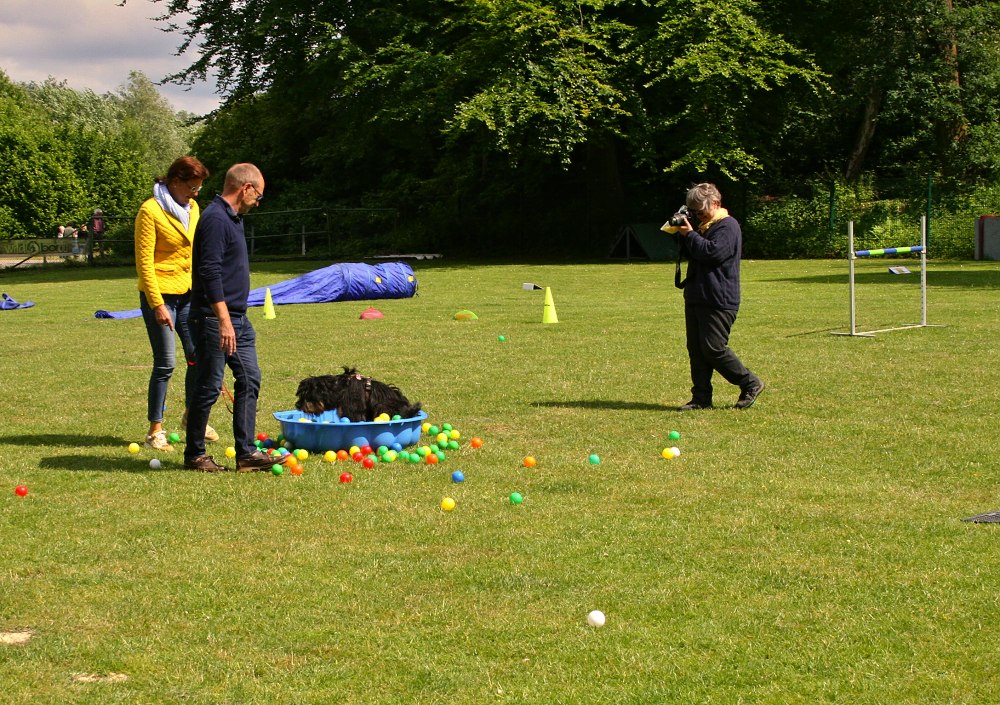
[95,262,417,319]
[1,293,34,310]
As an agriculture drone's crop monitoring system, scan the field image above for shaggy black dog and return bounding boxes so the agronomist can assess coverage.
[295,367,422,422]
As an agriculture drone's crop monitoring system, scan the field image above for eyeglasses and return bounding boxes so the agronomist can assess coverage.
[247,183,264,203]
[186,181,203,194]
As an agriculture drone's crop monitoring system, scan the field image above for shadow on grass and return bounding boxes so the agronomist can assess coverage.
[38,455,177,473]
[0,433,127,448]
[533,399,675,411]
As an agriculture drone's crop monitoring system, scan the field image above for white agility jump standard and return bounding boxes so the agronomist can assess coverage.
[832,216,943,337]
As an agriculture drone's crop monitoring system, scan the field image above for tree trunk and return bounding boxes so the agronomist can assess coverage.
[844,86,882,182]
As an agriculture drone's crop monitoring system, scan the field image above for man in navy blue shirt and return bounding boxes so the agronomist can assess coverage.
[674,183,765,411]
[183,163,291,472]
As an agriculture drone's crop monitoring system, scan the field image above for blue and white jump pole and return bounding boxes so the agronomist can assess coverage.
[833,216,939,337]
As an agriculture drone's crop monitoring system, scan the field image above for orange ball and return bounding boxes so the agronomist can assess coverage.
[336,449,350,461]
[470,437,484,449]
[426,453,439,465]
[522,456,537,468]
[289,464,304,476]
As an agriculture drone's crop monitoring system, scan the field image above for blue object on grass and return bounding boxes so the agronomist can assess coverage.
[273,409,427,452]
[95,261,417,319]
[1,293,35,310]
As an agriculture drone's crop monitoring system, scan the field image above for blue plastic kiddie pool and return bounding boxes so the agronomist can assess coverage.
[272,409,427,452]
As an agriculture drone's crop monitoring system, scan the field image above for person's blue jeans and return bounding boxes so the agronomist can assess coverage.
[139,292,196,423]
[184,315,261,461]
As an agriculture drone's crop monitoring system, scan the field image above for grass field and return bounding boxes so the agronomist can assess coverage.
[1,258,999,704]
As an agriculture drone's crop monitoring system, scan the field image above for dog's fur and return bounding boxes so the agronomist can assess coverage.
[295,367,422,422]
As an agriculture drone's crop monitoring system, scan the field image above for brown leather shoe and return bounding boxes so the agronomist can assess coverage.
[184,455,227,473]
[236,450,290,473]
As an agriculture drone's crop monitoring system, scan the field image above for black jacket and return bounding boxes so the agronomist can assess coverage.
[681,215,742,311]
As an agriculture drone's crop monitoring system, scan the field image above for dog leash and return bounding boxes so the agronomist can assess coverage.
[220,382,235,414]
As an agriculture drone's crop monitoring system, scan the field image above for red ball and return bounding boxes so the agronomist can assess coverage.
[14,485,28,497]
[360,445,374,456]
[336,449,350,461]
[352,451,364,462]
[426,453,439,465]
[339,472,352,483]
[256,432,269,442]
[362,457,375,469]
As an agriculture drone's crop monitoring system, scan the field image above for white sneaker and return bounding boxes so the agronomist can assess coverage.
[144,430,174,452]
[182,411,220,443]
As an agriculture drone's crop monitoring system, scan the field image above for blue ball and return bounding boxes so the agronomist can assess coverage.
[451,470,465,483]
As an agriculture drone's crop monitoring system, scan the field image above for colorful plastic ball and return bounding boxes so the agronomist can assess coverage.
[449,429,461,440]
[14,485,28,497]
[352,451,364,462]
[384,450,398,463]
[336,449,349,461]
[436,432,448,444]
[442,423,453,432]
[587,610,606,628]
[377,445,389,457]
[294,449,309,461]
[149,458,161,470]
[451,470,465,483]
[339,416,351,424]
[340,472,353,483]
[349,445,361,456]
[392,442,403,452]
[271,464,284,476]
[399,451,410,462]
[447,440,460,450]
[588,454,601,465]
[669,446,681,458]
[168,432,181,443]
[509,492,524,505]
[470,437,484,449]
[225,446,237,458]
[323,450,336,463]
[289,464,304,476]
[360,445,374,456]
[256,432,268,442]
[498,335,507,342]
[522,456,537,468]
[417,446,430,457]
[429,425,440,436]
[668,430,681,441]
[128,442,141,454]
[421,422,431,433]
[435,450,446,461]
[277,434,285,443]
[362,457,375,469]
[392,415,402,421]
[661,448,674,459]
[441,497,456,512]
[426,453,440,465]
[410,453,422,464]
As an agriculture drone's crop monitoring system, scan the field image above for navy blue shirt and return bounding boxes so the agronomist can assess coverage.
[682,215,742,310]
[190,195,250,317]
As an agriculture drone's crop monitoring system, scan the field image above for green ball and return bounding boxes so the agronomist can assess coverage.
[168,432,181,443]
[429,425,440,436]
[498,335,506,342]
[509,492,524,505]
[399,451,410,462]
[392,414,402,420]
[271,464,284,476]
[447,440,460,450]
[588,454,601,465]
[442,423,453,432]
[377,445,389,456]
[435,450,446,461]
[668,430,681,441]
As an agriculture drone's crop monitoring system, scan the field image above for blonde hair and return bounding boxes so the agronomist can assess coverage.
[686,183,722,212]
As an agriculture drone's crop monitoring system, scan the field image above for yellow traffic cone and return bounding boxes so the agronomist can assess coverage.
[263,287,276,319]
[542,287,558,324]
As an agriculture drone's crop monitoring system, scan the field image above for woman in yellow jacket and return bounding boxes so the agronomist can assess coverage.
[135,156,218,452]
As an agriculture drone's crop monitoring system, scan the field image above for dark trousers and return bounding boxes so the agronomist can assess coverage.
[184,315,261,461]
[685,304,758,404]
[139,292,196,423]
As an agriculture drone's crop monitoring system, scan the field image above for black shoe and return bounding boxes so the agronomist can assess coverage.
[184,455,227,473]
[735,381,765,409]
[236,450,290,473]
[678,400,712,411]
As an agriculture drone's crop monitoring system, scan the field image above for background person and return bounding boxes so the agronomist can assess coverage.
[184,163,288,472]
[135,156,219,452]
[670,182,765,410]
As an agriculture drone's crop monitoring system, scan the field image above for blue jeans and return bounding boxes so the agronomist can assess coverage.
[139,292,196,423]
[184,315,261,460]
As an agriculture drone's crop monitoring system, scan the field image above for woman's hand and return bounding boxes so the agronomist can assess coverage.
[154,304,174,331]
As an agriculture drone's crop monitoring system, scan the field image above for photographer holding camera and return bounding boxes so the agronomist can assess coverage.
[663,183,765,410]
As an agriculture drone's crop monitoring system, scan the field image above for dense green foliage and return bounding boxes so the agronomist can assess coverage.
[153,0,1000,256]
[0,71,196,238]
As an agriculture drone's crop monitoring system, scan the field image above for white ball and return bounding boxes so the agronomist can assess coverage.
[149,458,161,470]
[669,446,681,457]
[587,610,606,627]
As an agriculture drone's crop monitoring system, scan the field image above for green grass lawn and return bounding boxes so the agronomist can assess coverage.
[1,258,999,704]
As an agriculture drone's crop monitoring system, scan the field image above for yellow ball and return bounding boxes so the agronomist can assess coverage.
[349,445,361,456]
[441,497,456,512]
[323,450,336,463]
[295,449,309,460]
[661,448,674,459]
[436,432,448,444]
[449,429,461,440]
[225,446,237,458]
[421,422,431,433]
[128,442,141,454]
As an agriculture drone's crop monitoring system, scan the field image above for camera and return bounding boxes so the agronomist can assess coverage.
[669,205,694,227]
